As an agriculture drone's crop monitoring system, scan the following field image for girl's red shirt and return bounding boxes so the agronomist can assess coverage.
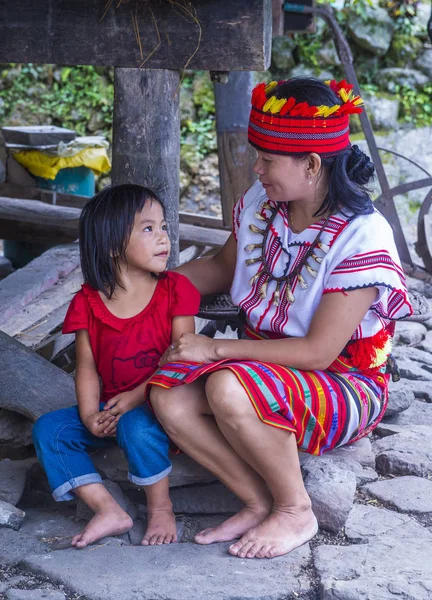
[62,271,200,402]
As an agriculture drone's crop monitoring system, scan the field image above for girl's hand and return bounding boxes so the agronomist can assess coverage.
[99,390,145,435]
[82,412,115,438]
[159,333,218,366]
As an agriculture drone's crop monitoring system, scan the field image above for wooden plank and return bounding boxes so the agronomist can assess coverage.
[0,197,80,243]
[214,72,257,228]
[180,212,226,230]
[0,242,80,326]
[0,183,89,208]
[0,197,229,252]
[179,223,230,247]
[0,0,272,71]
[0,330,76,421]
[112,68,180,266]
[1,268,82,343]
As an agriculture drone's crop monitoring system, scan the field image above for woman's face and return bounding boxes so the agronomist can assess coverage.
[253,150,310,203]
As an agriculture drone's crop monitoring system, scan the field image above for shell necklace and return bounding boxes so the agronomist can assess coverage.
[245,202,331,305]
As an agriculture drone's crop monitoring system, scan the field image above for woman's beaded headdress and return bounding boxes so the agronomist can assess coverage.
[248,79,363,156]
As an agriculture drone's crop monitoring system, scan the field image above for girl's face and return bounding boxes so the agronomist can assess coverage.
[124,200,170,273]
[253,150,310,203]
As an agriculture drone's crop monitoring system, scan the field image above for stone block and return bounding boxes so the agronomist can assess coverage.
[0,499,25,530]
[0,457,35,506]
[363,476,432,513]
[373,425,432,477]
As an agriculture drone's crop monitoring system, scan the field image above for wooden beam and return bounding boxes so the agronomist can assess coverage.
[112,68,180,266]
[0,330,76,421]
[0,196,229,249]
[0,0,272,71]
[0,197,80,244]
[214,72,257,228]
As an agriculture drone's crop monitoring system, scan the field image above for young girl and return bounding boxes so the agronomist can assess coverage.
[32,184,200,549]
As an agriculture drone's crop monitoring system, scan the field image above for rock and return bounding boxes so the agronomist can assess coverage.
[385,378,416,416]
[314,535,432,599]
[418,330,432,355]
[363,476,432,513]
[23,543,313,600]
[385,399,432,428]
[324,437,375,469]
[168,482,243,515]
[373,425,432,477]
[0,527,48,565]
[345,503,432,543]
[391,357,432,381]
[378,68,429,93]
[6,590,66,600]
[0,458,35,506]
[271,36,296,72]
[374,422,404,437]
[387,378,432,402]
[0,499,25,530]
[364,92,399,131]
[76,480,138,521]
[19,508,84,543]
[87,111,106,133]
[393,321,427,345]
[302,453,377,487]
[0,577,28,595]
[303,460,356,532]
[92,448,217,488]
[347,4,394,56]
[415,49,432,79]
[387,33,423,68]
[316,40,340,67]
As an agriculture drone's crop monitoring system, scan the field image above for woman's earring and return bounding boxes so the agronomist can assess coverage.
[308,175,313,186]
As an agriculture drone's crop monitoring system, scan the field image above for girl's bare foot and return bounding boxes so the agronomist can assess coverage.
[228,505,318,559]
[141,508,177,546]
[71,506,133,549]
[194,504,272,545]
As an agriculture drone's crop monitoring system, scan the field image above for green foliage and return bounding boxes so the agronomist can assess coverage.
[397,84,432,126]
[0,64,113,137]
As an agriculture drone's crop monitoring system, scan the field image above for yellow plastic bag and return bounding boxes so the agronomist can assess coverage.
[13,147,111,180]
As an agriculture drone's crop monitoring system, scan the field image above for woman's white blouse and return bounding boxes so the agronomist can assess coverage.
[231,181,412,339]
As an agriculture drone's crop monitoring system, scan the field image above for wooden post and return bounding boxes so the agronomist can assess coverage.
[112,68,181,266]
[214,72,257,228]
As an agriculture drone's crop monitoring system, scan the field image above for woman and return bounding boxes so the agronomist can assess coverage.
[149,78,412,559]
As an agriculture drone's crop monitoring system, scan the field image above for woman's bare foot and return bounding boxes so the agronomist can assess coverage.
[228,505,318,559]
[141,508,177,546]
[71,506,133,549]
[194,504,271,545]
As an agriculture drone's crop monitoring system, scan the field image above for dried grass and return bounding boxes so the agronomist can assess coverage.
[102,0,202,90]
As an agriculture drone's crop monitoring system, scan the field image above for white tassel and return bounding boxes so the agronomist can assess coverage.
[249,224,265,235]
[312,253,323,264]
[259,280,268,299]
[249,272,260,286]
[286,284,295,304]
[318,241,330,253]
[244,243,262,254]
[245,256,262,266]
[305,263,318,278]
[298,273,308,289]
[254,212,267,222]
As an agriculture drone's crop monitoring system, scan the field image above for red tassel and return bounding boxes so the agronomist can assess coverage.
[345,329,390,371]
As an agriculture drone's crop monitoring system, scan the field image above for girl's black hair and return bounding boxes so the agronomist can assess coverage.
[273,77,375,217]
[79,183,165,299]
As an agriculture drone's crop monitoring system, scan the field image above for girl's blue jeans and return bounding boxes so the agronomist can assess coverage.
[32,403,172,501]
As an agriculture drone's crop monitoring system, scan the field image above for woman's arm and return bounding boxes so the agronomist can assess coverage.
[163,287,378,371]
[175,234,237,296]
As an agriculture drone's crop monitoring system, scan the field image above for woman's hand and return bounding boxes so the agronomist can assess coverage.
[159,333,218,366]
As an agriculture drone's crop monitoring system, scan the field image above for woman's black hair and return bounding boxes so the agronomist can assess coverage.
[79,183,165,299]
[272,77,375,217]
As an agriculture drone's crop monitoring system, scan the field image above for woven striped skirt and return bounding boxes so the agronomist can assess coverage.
[148,357,389,456]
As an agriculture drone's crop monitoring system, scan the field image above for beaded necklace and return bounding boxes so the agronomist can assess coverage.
[245,203,331,305]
